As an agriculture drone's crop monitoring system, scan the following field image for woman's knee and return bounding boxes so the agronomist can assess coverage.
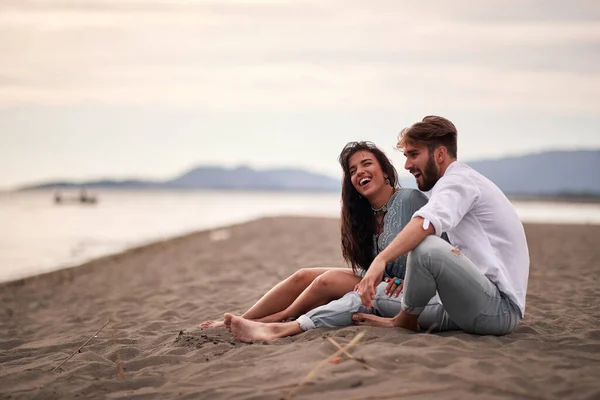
[289,268,318,288]
[311,270,337,290]
[311,270,354,293]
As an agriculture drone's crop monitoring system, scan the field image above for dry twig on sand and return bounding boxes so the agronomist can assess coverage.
[285,332,365,400]
[112,329,125,380]
[327,337,377,372]
[52,320,110,372]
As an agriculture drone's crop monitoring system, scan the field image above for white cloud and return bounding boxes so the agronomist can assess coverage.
[0,1,599,114]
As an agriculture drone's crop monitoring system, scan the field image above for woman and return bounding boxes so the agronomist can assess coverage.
[200,141,428,329]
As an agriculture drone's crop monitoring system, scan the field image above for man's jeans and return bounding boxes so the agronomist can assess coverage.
[402,235,521,335]
[297,236,520,336]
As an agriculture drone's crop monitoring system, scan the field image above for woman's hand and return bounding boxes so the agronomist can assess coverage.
[355,257,386,308]
[384,277,403,298]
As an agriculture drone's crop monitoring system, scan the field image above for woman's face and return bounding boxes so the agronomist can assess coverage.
[348,150,388,198]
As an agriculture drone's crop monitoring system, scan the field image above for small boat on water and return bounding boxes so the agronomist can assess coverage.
[54,190,98,205]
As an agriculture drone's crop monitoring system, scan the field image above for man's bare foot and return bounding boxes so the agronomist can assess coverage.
[352,313,397,328]
[392,311,420,332]
[199,320,225,329]
[352,312,420,332]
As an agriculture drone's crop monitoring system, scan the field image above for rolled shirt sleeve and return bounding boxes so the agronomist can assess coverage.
[412,173,481,236]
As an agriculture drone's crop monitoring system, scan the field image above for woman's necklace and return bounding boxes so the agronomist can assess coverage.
[371,203,387,216]
[373,188,397,236]
[371,188,397,216]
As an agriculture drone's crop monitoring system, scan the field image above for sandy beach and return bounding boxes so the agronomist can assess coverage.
[1,217,599,400]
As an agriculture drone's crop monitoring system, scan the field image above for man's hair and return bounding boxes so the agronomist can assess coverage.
[396,116,458,159]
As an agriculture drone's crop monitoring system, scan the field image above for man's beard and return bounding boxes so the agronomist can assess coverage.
[415,153,439,192]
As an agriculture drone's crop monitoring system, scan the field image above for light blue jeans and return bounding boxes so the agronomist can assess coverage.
[297,236,520,335]
[296,283,459,332]
[402,235,521,335]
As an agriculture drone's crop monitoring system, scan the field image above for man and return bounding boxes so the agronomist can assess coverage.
[353,116,529,334]
[225,116,528,340]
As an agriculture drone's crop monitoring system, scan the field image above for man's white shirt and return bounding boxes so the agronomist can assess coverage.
[413,161,530,317]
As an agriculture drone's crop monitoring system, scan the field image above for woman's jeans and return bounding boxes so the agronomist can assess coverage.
[297,236,521,336]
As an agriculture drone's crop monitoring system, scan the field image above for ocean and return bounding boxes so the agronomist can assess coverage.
[1,189,599,283]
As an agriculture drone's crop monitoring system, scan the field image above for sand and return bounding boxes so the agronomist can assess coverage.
[1,217,599,400]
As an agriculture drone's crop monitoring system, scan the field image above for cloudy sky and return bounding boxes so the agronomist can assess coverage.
[1,0,599,189]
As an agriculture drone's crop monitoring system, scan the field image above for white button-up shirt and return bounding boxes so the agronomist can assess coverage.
[413,161,530,317]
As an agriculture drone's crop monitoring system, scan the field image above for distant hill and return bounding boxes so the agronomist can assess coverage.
[167,166,339,191]
[25,179,165,190]
[468,150,600,195]
[19,150,600,196]
[399,150,600,196]
[20,166,341,192]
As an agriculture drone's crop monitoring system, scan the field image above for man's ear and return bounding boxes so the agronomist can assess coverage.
[436,146,447,162]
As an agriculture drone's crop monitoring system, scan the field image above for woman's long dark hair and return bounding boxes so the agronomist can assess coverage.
[339,142,399,274]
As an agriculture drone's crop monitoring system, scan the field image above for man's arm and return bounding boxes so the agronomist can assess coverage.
[378,216,434,264]
[356,217,434,308]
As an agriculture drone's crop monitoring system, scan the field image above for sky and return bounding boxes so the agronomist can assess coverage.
[1,0,599,189]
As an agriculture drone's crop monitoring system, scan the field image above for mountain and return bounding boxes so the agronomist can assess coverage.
[399,150,600,196]
[24,179,165,190]
[468,150,600,195]
[19,150,600,196]
[167,166,339,191]
[20,166,341,192]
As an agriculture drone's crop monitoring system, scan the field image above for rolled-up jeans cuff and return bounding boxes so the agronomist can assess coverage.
[296,315,316,331]
[401,305,425,315]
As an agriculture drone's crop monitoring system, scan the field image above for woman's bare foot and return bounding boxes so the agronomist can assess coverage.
[199,320,225,329]
[224,313,276,342]
[253,311,287,323]
[223,315,233,333]
[352,313,397,328]
[224,313,303,343]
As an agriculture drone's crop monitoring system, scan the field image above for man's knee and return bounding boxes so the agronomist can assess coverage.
[409,236,452,267]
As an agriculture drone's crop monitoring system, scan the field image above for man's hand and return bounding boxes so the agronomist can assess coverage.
[355,257,386,308]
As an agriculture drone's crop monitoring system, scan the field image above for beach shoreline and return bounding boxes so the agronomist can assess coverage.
[2,217,600,399]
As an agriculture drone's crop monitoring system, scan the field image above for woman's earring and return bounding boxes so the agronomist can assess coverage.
[385,178,391,185]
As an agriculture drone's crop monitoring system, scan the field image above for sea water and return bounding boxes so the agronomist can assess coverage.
[1,189,599,283]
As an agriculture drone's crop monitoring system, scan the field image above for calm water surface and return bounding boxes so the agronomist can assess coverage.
[1,189,599,283]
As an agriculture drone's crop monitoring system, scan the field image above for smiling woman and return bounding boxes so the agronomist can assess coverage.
[201,141,407,330]
[340,141,400,275]
[217,141,432,342]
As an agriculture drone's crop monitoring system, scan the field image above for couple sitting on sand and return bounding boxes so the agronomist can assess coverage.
[200,116,529,341]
